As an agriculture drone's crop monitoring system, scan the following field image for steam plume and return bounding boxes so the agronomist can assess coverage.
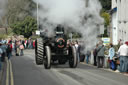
[33,0,104,52]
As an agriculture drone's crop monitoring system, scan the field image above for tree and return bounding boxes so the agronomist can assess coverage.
[101,12,110,27]
[99,0,111,37]
[3,0,36,26]
[99,0,111,11]
[101,12,110,37]
[11,16,37,38]
[0,0,36,36]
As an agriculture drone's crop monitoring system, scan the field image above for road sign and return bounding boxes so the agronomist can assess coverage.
[102,37,110,45]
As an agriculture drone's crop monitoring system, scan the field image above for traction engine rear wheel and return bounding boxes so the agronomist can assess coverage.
[35,38,44,65]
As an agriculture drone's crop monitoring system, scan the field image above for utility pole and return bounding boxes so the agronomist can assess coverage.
[37,0,39,30]
[69,33,72,42]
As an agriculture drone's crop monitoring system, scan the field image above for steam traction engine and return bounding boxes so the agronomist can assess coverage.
[35,26,78,69]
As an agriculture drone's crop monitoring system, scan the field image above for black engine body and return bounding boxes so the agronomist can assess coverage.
[41,26,69,62]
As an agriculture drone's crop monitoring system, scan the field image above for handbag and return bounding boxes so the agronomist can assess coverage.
[20,45,24,49]
[108,57,111,63]
[116,59,120,65]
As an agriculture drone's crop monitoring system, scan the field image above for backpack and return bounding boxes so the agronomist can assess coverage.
[7,44,12,52]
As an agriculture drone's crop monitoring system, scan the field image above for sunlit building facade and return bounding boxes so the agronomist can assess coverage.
[111,0,128,45]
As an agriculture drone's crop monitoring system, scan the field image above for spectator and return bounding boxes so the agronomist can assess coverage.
[118,41,128,74]
[93,44,98,66]
[108,43,116,70]
[1,42,7,62]
[8,40,13,56]
[22,40,25,49]
[33,40,35,49]
[86,50,91,64]
[74,41,81,63]
[117,39,123,49]
[0,42,3,71]
[16,40,20,56]
[28,38,32,49]
[20,44,24,56]
[24,40,27,49]
[6,43,12,59]
[12,41,15,52]
[96,41,106,68]
[31,40,33,49]
[80,45,85,62]
[124,41,128,75]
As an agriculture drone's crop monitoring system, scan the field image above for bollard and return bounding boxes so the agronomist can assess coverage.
[104,55,109,68]
[90,51,94,65]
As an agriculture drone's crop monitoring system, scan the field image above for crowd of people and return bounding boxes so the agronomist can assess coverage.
[73,40,128,75]
[14,39,35,56]
[93,40,128,75]
[0,40,12,71]
[0,38,35,71]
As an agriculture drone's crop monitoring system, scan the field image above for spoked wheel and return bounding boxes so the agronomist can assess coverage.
[69,46,78,68]
[35,38,44,65]
[44,46,51,69]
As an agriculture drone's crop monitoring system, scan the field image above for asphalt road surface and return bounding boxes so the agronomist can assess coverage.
[2,49,128,85]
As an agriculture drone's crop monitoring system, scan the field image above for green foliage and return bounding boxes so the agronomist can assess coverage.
[98,0,111,37]
[0,34,8,39]
[101,12,110,27]
[11,16,37,38]
[4,0,36,25]
[103,29,108,37]
[113,45,119,52]
[100,11,110,37]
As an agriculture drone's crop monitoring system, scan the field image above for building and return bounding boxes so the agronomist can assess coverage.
[111,0,128,45]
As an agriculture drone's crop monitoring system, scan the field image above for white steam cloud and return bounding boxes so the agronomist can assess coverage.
[33,0,104,52]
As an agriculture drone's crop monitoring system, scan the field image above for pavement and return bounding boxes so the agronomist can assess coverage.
[1,49,128,85]
[80,62,121,75]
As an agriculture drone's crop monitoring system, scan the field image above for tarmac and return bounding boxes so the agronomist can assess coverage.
[0,54,127,85]
[0,61,6,85]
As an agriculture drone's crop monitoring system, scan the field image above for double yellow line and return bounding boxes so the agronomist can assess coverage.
[6,58,14,85]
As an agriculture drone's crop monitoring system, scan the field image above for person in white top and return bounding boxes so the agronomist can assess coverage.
[74,41,80,63]
[118,41,128,73]
[118,43,128,56]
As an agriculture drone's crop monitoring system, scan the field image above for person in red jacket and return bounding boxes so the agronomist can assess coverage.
[33,40,35,49]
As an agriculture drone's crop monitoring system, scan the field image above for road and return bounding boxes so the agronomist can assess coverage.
[1,49,128,85]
